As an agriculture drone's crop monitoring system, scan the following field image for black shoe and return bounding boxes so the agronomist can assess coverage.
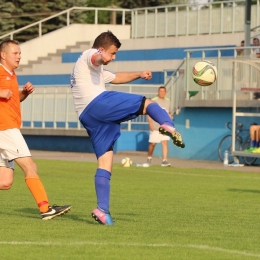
[161,160,171,167]
[41,204,71,220]
[159,124,185,148]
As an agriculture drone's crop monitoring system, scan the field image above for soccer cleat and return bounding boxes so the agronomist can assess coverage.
[92,207,114,225]
[41,204,71,220]
[244,147,258,153]
[159,124,185,148]
[228,162,244,167]
[161,160,171,167]
[252,147,260,153]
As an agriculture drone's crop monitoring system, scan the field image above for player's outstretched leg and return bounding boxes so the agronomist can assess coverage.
[41,204,72,220]
[159,124,185,148]
[92,207,114,225]
[146,102,185,148]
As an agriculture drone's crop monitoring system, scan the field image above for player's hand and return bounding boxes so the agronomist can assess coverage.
[140,71,152,80]
[0,89,12,99]
[22,82,35,95]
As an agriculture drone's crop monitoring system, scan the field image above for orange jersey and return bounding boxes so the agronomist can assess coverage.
[0,65,21,130]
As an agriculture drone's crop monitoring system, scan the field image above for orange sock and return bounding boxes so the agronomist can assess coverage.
[25,176,49,213]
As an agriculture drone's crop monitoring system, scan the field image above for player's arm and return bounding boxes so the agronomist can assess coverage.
[19,82,35,102]
[111,71,152,84]
[0,89,12,99]
[91,50,104,66]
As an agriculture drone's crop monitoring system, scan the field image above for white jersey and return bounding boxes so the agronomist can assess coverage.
[70,49,116,117]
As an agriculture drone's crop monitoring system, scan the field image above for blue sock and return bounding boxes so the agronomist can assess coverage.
[256,141,259,147]
[146,103,174,127]
[252,140,256,147]
[95,168,111,213]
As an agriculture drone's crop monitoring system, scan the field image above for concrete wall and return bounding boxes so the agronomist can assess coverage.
[19,24,131,66]
[17,24,260,162]
[23,106,260,162]
[155,107,260,162]
[120,32,246,50]
[18,23,250,67]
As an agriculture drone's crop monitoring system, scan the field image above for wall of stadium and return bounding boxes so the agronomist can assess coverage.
[19,23,249,67]
[18,24,260,162]
[23,106,258,162]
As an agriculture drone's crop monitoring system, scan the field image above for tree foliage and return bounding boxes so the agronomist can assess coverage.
[0,0,186,42]
[119,0,173,9]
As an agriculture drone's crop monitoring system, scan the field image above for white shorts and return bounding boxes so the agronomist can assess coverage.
[148,130,170,143]
[0,128,31,169]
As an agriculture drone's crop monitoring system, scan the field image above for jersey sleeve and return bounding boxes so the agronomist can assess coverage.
[83,49,101,68]
[103,69,116,83]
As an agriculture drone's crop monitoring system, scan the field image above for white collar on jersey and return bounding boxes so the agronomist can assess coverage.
[0,63,14,76]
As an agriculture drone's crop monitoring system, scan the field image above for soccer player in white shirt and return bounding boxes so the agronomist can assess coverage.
[70,31,185,225]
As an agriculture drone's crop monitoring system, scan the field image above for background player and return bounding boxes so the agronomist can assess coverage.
[147,86,173,166]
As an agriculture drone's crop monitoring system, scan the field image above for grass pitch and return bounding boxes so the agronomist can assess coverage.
[1,159,260,260]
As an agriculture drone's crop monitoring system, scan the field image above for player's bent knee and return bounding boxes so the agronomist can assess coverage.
[0,181,13,190]
[19,159,38,175]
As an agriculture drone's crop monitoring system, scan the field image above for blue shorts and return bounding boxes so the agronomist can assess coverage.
[79,91,145,158]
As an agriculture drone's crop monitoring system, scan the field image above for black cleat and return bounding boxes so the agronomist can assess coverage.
[159,124,185,148]
[41,204,71,220]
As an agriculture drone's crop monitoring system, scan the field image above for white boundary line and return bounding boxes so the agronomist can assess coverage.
[0,241,260,258]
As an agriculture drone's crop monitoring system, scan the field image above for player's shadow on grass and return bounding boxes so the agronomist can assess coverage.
[13,207,41,219]
[13,208,96,224]
[116,212,137,216]
[108,212,137,223]
[65,213,95,224]
[228,188,260,194]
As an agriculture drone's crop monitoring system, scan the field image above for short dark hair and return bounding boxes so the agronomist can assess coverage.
[158,86,166,91]
[0,39,19,53]
[253,38,259,42]
[0,39,19,61]
[92,31,121,49]
[241,40,244,43]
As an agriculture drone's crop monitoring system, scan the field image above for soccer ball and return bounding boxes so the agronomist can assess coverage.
[192,60,217,86]
[121,157,132,167]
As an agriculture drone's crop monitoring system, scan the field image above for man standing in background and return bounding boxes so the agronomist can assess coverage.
[252,37,260,57]
[147,86,173,167]
[236,40,244,56]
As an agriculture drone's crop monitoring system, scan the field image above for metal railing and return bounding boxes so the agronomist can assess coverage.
[20,46,260,131]
[0,7,131,41]
[21,85,160,131]
[1,1,260,41]
[166,46,260,112]
[131,0,260,38]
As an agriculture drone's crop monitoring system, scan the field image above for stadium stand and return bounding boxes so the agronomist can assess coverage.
[1,2,259,160]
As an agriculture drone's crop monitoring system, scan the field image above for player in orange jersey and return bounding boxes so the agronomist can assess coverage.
[0,39,71,220]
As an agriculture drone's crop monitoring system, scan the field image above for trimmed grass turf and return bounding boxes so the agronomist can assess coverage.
[1,159,260,259]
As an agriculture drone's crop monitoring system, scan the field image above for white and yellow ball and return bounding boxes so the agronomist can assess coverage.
[121,157,132,167]
[192,60,217,86]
